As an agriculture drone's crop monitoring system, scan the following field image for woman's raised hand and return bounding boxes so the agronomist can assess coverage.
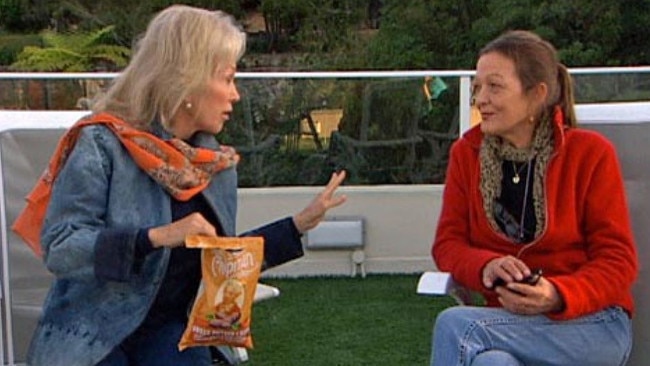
[292,170,347,233]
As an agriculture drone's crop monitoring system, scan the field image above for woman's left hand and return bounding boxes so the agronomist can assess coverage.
[293,170,347,233]
[495,276,564,315]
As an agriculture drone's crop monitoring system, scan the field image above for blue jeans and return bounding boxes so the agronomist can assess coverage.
[97,321,211,366]
[430,306,632,366]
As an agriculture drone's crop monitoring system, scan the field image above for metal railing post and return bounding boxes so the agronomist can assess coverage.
[459,76,473,135]
[0,144,14,365]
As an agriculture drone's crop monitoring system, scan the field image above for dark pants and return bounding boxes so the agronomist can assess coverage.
[97,321,211,366]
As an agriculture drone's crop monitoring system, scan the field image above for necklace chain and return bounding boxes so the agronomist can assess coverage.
[511,161,528,184]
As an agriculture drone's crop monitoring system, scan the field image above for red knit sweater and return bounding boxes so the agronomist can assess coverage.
[432,121,638,320]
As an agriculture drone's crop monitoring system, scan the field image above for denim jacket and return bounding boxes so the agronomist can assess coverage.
[27,122,303,366]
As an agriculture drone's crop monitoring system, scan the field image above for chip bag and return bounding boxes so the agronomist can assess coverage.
[179,235,264,351]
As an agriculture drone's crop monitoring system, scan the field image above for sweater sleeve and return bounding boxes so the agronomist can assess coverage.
[547,139,638,320]
[432,141,501,291]
[242,216,304,270]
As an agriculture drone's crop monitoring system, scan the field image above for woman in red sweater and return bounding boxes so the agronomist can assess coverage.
[430,30,638,366]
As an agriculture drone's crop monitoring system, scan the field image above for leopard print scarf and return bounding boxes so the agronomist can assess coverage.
[479,118,554,239]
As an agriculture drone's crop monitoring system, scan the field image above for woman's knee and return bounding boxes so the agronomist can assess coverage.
[434,306,483,334]
[472,350,522,366]
[433,306,506,355]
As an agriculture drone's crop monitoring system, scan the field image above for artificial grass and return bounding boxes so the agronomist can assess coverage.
[246,274,457,366]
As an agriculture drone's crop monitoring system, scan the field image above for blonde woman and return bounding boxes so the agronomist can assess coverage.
[17,5,346,366]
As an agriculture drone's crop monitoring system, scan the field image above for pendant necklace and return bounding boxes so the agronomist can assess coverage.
[511,161,528,184]
[517,160,534,241]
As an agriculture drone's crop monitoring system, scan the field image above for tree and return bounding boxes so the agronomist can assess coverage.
[260,0,310,52]
[365,0,490,70]
[0,0,50,32]
[365,0,434,70]
[363,0,650,70]
[613,0,650,65]
[532,0,622,66]
[295,0,365,53]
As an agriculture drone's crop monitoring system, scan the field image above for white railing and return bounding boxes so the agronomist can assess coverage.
[3,66,650,134]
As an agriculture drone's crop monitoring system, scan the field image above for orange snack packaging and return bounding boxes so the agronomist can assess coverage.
[179,235,264,351]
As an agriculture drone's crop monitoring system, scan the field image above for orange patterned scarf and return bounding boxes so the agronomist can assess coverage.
[12,112,239,257]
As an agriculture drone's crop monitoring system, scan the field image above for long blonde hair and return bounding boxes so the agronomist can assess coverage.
[93,5,246,130]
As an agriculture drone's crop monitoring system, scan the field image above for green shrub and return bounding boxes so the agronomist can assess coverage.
[0,33,42,66]
[10,26,130,72]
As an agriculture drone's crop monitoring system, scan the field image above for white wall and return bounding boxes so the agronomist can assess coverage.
[238,184,444,278]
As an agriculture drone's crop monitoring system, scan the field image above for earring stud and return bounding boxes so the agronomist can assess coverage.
[185,102,192,109]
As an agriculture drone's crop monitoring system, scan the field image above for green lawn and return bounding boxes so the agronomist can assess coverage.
[245,274,457,366]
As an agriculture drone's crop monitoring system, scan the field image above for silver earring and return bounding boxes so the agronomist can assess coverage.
[185,101,192,109]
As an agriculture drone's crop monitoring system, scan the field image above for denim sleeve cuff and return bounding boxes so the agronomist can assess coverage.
[134,228,158,272]
[135,228,156,257]
[95,228,142,282]
[244,216,304,270]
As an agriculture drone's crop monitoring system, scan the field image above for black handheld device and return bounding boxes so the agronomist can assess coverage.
[491,268,543,289]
